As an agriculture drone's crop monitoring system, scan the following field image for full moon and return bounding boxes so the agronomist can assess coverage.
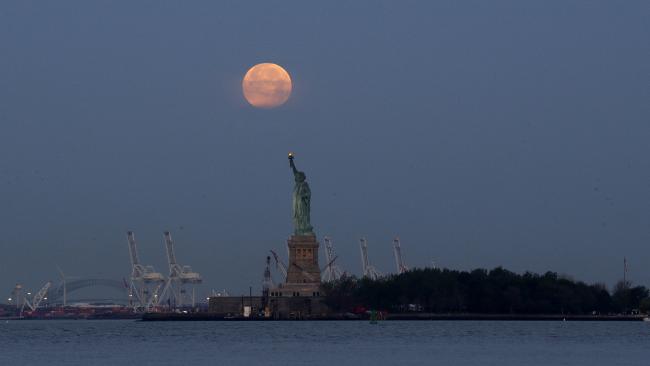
[242,63,292,108]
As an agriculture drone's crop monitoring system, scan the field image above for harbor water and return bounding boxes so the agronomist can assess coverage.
[1,320,648,365]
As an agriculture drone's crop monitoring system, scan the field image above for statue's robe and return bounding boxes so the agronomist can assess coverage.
[292,180,313,235]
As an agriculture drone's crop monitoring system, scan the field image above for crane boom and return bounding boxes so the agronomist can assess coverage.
[127,231,146,279]
[393,237,408,274]
[359,237,381,280]
[163,231,179,275]
[160,231,202,308]
[126,231,165,311]
[321,255,338,273]
[23,282,51,312]
[360,237,370,276]
[270,250,288,280]
[127,231,141,266]
[324,237,344,281]
[32,281,51,309]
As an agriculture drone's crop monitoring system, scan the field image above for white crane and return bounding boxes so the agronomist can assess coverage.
[270,250,288,281]
[323,236,344,282]
[359,238,381,280]
[126,231,165,311]
[159,231,202,308]
[393,237,409,274]
[20,282,51,316]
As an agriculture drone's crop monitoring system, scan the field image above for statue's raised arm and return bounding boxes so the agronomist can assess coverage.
[288,153,314,236]
[288,152,298,175]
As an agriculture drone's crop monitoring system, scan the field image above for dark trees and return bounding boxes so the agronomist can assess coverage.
[322,267,649,315]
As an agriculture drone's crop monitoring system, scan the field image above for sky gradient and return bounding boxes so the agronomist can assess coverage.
[0,1,648,299]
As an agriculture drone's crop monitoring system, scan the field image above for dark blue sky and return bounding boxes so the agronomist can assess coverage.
[0,1,648,298]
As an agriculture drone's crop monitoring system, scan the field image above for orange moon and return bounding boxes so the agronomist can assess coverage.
[242,63,292,108]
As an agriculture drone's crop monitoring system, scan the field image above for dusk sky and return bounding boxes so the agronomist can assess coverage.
[0,1,648,298]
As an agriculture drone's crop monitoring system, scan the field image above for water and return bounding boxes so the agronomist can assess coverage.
[0,320,648,365]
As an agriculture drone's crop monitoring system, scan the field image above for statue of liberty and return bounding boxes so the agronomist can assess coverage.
[288,153,314,236]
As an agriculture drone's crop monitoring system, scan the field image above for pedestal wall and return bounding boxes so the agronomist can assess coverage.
[285,234,321,285]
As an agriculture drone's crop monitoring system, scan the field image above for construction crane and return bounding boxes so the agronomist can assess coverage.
[359,237,381,280]
[393,237,409,274]
[270,250,288,281]
[20,282,51,316]
[159,231,202,308]
[126,231,165,311]
[322,236,344,282]
[321,255,339,278]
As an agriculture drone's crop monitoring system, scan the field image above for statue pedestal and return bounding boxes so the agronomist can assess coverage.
[286,234,321,285]
[270,235,321,298]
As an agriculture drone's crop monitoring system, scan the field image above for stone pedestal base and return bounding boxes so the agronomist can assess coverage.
[285,234,321,285]
[269,234,322,298]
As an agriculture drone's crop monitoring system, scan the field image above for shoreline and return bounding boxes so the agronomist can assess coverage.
[140,312,647,322]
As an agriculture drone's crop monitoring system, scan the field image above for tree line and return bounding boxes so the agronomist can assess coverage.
[321,267,650,315]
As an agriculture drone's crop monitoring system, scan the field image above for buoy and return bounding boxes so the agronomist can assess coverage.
[370,309,378,324]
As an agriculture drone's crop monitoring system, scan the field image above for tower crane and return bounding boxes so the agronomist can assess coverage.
[393,237,409,274]
[322,236,344,282]
[126,231,165,311]
[359,237,381,280]
[159,231,202,308]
